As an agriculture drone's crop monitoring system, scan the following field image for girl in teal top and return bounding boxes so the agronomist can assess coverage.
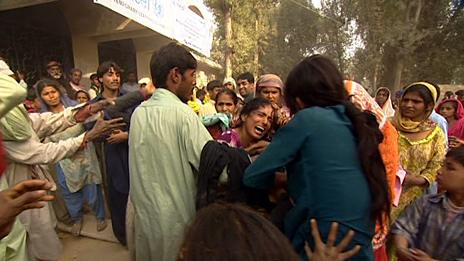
[243,55,390,260]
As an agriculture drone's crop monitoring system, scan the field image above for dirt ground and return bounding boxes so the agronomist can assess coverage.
[57,214,130,261]
[60,233,130,261]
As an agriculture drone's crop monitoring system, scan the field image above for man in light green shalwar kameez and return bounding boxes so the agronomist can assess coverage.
[129,43,212,261]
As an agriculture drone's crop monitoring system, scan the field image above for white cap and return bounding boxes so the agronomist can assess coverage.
[0,60,14,76]
[138,77,151,85]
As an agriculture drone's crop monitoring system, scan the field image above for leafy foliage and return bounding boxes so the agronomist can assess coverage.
[206,0,464,89]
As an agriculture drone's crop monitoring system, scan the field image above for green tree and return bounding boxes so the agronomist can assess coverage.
[261,0,321,79]
[205,0,277,78]
[351,0,464,91]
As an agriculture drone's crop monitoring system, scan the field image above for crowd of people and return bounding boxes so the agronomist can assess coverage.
[0,41,463,261]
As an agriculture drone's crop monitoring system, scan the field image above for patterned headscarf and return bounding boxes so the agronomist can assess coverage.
[344,80,387,128]
[256,74,284,94]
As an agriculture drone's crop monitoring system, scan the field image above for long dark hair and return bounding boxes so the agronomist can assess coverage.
[178,203,299,261]
[285,55,390,224]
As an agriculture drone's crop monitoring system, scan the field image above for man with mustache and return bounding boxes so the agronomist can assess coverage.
[45,60,76,100]
[88,61,131,245]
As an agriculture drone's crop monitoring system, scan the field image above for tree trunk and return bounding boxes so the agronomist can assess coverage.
[392,57,404,92]
[253,14,259,76]
[373,64,379,90]
[224,6,233,78]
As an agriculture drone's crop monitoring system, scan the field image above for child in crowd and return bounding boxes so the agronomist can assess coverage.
[391,147,464,260]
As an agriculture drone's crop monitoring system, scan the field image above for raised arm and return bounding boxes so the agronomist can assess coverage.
[244,113,308,189]
[0,74,26,119]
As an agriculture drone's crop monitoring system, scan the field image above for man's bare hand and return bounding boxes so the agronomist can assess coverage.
[305,219,361,261]
[85,117,126,142]
[107,130,129,144]
[245,140,270,156]
[89,99,116,114]
[0,179,54,239]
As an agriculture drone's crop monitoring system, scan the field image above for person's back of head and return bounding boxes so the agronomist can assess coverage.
[285,55,390,226]
[149,42,197,89]
[285,55,346,115]
[197,89,207,101]
[455,90,464,100]
[178,203,298,261]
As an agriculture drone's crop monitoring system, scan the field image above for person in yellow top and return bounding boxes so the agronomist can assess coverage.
[391,82,447,221]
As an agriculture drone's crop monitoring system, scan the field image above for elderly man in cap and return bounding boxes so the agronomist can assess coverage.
[46,60,76,99]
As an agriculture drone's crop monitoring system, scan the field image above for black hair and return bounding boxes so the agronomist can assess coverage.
[455,90,464,96]
[237,72,255,84]
[75,89,90,100]
[206,80,222,91]
[446,146,464,167]
[240,97,272,117]
[215,88,239,105]
[149,42,197,89]
[402,84,435,106]
[285,55,390,225]
[178,203,299,261]
[445,91,454,97]
[26,87,37,100]
[197,89,207,97]
[90,73,98,81]
[97,61,122,78]
[36,78,63,98]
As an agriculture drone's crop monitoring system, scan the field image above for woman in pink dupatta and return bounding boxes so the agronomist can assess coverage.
[436,98,464,148]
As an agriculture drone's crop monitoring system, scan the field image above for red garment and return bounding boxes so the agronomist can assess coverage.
[206,124,223,140]
[436,99,464,139]
[374,245,388,261]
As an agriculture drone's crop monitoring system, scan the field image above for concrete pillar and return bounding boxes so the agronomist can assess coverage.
[135,50,152,80]
[71,35,99,88]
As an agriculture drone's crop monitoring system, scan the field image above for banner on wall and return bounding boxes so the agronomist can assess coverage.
[94,0,213,57]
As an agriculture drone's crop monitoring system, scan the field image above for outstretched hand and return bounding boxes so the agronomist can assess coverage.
[305,219,361,261]
[89,99,116,114]
[84,117,126,142]
[75,99,116,123]
[0,179,54,239]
